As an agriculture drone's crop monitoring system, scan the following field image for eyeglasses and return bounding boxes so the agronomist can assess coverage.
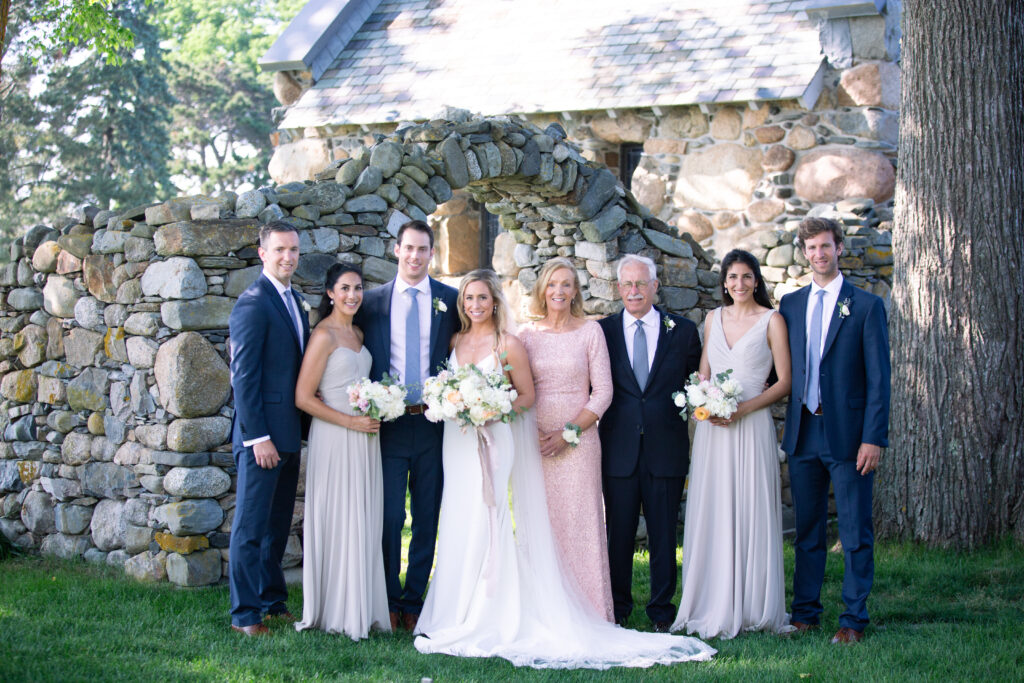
[618,280,651,291]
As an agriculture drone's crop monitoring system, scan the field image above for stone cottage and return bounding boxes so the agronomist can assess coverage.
[261,0,899,306]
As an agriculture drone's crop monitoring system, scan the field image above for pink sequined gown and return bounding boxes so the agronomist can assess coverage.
[519,320,615,621]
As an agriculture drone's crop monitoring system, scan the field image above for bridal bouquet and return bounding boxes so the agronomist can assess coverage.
[673,369,743,421]
[421,363,518,429]
[347,376,408,422]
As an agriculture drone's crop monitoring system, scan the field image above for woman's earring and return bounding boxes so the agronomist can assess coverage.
[328,298,335,306]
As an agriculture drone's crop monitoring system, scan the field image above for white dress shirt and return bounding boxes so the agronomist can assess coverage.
[623,307,661,371]
[243,270,301,448]
[389,276,432,388]
[805,273,845,359]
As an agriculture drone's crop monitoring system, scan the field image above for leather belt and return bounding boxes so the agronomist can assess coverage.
[804,406,823,416]
[404,404,427,415]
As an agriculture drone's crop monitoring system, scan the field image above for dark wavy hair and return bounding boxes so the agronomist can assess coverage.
[719,250,773,309]
[317,263,363,319]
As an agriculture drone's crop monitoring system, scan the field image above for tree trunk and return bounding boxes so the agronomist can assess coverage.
[876,0,1024,548]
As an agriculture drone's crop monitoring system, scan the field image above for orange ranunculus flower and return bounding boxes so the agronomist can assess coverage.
[693,406,710,421]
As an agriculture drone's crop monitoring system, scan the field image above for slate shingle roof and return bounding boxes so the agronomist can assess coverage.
[277,0,827,130]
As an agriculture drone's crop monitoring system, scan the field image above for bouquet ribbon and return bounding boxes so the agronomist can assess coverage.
[475,425,500,596]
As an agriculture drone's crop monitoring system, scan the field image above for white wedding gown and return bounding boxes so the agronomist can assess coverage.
[414,352,716,669]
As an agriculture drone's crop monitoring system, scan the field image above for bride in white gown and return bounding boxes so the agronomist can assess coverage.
[414,270,715,669]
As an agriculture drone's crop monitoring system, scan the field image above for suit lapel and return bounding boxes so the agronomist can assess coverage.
[613,311,648,394]
[260,275,302,351]
[821,280,854,361]
[378,280,395,366]
[645,307,671,392]
[428,278,442,360]
[791,286,810,369]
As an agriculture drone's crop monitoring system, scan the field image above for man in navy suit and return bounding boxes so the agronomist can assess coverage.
[779,217,890,644]
[598,254,701,632]
[228,222,310,636]
[355,220,458,632]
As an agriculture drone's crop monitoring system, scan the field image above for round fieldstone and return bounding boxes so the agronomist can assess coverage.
[794,146,896,203]
[21,490,56,534]
[166,416,231,453]
[61,431,93,465]
[160,296,234,331]
[134,424,167,450]
[67,368,110,412]
[32,241,61,273]
[154,332,230,418]
[124,312,161,337]
[124,550,168,582]
[79,462,139,498]
[126,336,159,369]
[141,257,207,299]
[42,275,80,318]
[90,498,127,551]
[674,144,763,211]
[163,467,231,498]
[166,548,222,587]
[8,288,44,311]
[41,533,93,559]
[74,297,106,331]
[235,190,267,219]
[1,370,37,403]
[157,499,223,535]
[124,524,154,554]
[55,503,94,535]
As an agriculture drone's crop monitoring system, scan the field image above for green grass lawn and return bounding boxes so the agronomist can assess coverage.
[1,539,1022,682]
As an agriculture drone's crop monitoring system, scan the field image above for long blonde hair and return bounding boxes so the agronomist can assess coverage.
[457,269,512,349]
[530,257,584,319]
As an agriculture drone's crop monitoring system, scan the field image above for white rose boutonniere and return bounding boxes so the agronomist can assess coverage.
[837,297,852,319]
[663,315,676,332]
[562,422,582,447]
[300,299,311,313]
[433,297,447,315]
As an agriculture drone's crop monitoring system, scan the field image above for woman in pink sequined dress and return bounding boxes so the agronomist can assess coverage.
[518,258,615,621]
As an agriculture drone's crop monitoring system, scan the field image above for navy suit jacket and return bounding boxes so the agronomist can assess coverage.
[228,274,310,454]
[779,279,891,460]
[355,277,459,386]
[598,308,701,478]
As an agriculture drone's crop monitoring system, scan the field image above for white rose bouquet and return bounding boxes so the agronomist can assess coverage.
[673,369,743,422]
[347,375,408,422]
[421,362,518,429]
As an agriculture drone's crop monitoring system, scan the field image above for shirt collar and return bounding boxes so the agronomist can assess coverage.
[625,306,661,329]
[396,276,431,297]
[262,270,291,295]
[810,273,844,297]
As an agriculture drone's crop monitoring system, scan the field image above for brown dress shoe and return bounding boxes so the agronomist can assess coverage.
[263,611,297,625]
[402,612,419,633]
[831,627,864,644]
[389,611,401,631]
[790,621,820,632]
[232,623,270,637]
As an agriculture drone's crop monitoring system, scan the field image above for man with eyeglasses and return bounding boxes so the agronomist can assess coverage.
[598,254,701,632]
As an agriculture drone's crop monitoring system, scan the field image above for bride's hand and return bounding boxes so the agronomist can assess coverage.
[538,430,567,458]
[347,415,381,434]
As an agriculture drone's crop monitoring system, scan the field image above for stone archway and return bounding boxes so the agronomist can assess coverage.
[293,111,713,321]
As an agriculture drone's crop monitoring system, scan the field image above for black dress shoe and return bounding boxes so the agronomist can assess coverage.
[615,615,629,628]
[653,621,672,633]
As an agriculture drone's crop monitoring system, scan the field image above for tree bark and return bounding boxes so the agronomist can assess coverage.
[876,0,1024,548]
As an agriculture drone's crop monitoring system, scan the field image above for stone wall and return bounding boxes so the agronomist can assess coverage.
[0,113,722,584]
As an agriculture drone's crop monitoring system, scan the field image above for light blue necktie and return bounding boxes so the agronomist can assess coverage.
[284,290,303,353]
[405,289,421,404]
[632,320,649,391]
[805,290,826,413]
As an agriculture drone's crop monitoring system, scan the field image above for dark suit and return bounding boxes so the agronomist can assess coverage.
[598,308,701,623]
[228,274,310,628]
[355,277,458,615]
[780,278,890,631]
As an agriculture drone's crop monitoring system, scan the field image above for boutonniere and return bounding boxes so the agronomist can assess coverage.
[663,315,676,332]
[432,297,447,315]
[837,297,851,319]
[300,298,311,313]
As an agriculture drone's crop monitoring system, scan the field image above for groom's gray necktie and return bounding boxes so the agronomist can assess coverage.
[805,289,826,413]
[283,289,303,353]
[632,319,649,391]
[405,288,422,404]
